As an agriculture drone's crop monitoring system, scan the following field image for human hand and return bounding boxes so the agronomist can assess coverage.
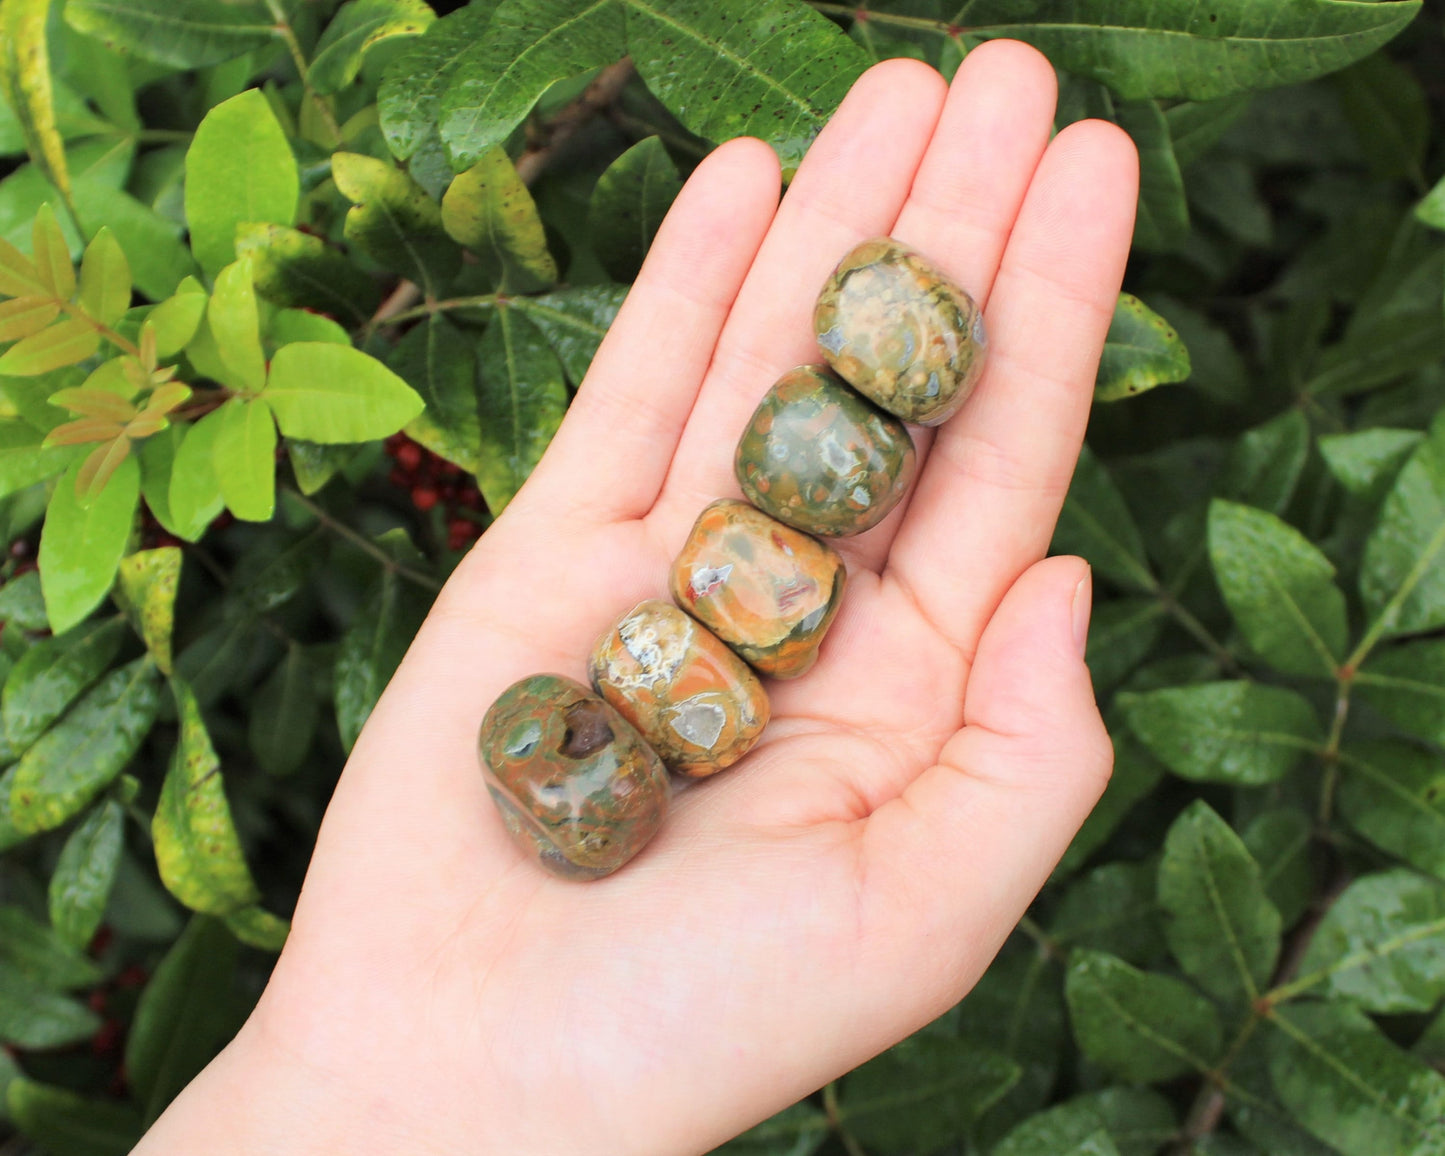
[136,40,1138,1156]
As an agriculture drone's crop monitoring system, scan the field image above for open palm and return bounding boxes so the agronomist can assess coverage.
[139,42,1138,1156]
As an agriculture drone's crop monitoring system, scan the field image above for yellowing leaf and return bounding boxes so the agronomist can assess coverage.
[441,148,557,289]
[116,547,180,675]
[0,0,72,204]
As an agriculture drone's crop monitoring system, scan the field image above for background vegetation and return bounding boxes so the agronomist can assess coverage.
[0,0,1442,1152]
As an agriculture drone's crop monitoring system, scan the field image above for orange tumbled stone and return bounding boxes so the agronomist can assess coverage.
[590,601,770,777]
[669,500,846,680]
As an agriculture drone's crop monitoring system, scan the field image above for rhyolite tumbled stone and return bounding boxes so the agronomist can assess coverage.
[813,236,987,426]
[589,600,769,777]
[735,365,916,537]
[670,500,846,680]
[478,674,670,880]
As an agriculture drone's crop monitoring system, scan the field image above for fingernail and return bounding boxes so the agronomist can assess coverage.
[1071,567,1093,658]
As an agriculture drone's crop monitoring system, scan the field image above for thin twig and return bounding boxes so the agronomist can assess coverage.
[515,60,637,185]
[266,0,342,142]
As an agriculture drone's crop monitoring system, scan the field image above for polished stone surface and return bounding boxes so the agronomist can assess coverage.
[478,675,669,880]
[669,500,846,680]
[813,236,986,426]
[735,365,916,537]
[590,600,769,777]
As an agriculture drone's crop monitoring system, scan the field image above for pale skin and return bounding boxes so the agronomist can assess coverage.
[136,42,1138,1155]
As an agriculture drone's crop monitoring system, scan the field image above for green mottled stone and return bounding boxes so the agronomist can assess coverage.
[735,365,916,537]
[478,675,669,880]
[813,236,986,426]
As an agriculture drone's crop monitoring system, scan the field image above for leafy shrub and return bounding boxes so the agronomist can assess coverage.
[0,0,1441,1153]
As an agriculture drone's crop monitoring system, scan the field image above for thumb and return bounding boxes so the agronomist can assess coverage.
[862,555,1112,1004]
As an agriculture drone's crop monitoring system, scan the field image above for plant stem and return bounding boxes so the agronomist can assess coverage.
[1016,914,1062,961]
[1157,591,1238,673]
[822,1082,868,1156]
[266,0,342,142]
[383,294,501,327]
[282,487,443,592]
[55,298,142,360]
[1315,673,1354,825]
[808,2,967,37]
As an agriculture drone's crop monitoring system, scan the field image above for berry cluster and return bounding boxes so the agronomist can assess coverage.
[383,433,486,552]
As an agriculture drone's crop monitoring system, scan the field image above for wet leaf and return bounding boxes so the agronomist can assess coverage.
[1338,740,1445,882]
[308,0,434,96]
[65,0,277,70]
[0,968,100,1049]
[389,312,481,473]
[588,135,680,282]
[235,222,380,326]
[2,615,126,751]
[116,547,181,674]
[442,147,557,289]
[331,151,460,294]
[47,798,123,950]
[513,284,626,386]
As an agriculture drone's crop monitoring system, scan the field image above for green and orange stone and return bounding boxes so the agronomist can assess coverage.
[670,500,846,680]
[735,365,916,537]
[813,236,987,426]
[590,601,769,777]
[478,675,670,880]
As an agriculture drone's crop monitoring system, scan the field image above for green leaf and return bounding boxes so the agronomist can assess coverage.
[1333,53,1428,184]
[125,915,238,1124]
[1217,409,1310,517]
[1267,1001,1445,1156]
[1057,728,1165,878]
[307,0,434,96]
[267,307,349,348]
[0,568,47,630]
[207,258,265,392]
[103,849,183,943]
[0,0,72,203]
[0,418,73,496]
[222,904,288,951]
[8,656,160,833]
[442,147,558,289]
[1319,428,1423,501]
[475,306,568,514]
[1157,800,1281,1003]
[331,151,460,294]
[1053,445,1154,592]
[1095,293,1191,402]
[152,678,260,914]
[74,179,198,302]
[116,547,181,675]
[1085,598,1165,695]
[962,1,1421,102]
[1360,420,1445,642]
[1115,101,1189,252]
[1356,638,1445,747]
[1294,869,1445,1013]
[1207,500,1348,678]
[185,89,298,278]
[712,1102,828,1156]
[1242,808,1315,929]
[38,453,139,634]
[47,799,123,950]
[1306,310,1445,398]
[165,416,226,541]
[995,1089,1176,1156]
[0,905,102,988]
[212,397,275,523]
[513,284,626,386]
[0,317,99,376]
[0,768,23,852]
[0,968,99,1047]
[1064,949,1222,1084]
[6,1077,141,1156]
[265,342,424,443]
[334,539,428,749]
[836,1035,1021,1154]
[1119,681,1320,786]
[588,135,681,283]
[148,277,208,359]
[0,295,59,342]
[77,228,130,327]
[1187,159,1271,247]
[248,642,316,776]
[622,0,867,176]
[1420,177,1445,232]
[2,616,126,751]
[235,222,381,327]
[438,0,626,172]
[379,5,498,195]
[65,0,276,69]
[1338,740,1445,882]
[286,439,353,496]
[1051,860,1165,967]
[389,313,480,473]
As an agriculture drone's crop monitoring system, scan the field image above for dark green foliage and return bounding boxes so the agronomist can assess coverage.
[0,0,1442,1152]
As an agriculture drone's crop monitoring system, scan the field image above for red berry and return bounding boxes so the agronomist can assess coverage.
[412,486,439,512]
[396,443,423,472]
[88,925,113,957]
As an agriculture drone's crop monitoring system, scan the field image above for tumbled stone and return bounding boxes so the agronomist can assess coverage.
[478,674,670,880]
[589,600,770,777]
[735,365,916,537]
[670,499,846,680]
[813,236,986,426]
